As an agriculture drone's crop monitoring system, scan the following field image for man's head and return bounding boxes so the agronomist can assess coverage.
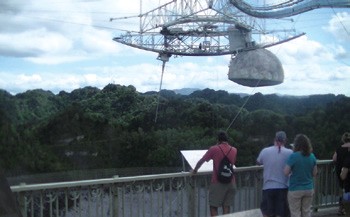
[217,131,228,143]
[342,132,350,143]
[275,131,287,143]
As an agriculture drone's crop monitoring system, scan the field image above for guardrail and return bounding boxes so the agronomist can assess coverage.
[10,160,338,217]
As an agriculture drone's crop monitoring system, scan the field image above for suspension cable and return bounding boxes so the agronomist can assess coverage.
[154,53,170,123]
[225,79,261,132]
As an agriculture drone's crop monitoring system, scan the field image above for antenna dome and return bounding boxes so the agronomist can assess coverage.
[228,48,284,87]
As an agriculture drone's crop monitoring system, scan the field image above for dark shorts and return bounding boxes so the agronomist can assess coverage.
[261,188,290,217]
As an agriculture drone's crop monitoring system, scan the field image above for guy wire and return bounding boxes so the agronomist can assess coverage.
[154,61,166,123]
[225,79,261,132]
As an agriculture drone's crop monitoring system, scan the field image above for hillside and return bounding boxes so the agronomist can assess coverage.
[0,84,349,175]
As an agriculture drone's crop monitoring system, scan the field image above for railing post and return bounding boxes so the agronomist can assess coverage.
[113,191,119,217]
[18,191,26,217]
[112,176,119,217]
[188,176,197,217]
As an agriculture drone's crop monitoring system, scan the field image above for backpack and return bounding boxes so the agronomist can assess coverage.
[217,146,234,184]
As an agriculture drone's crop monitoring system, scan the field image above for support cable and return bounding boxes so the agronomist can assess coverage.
[225,79,261,132]
[154,54,170,123]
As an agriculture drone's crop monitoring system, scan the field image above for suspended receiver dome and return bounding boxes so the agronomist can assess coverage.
[228,48,284,87]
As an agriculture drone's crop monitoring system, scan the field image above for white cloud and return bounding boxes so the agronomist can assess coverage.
[80,28,119,54]
[0,0,123,64]
[0,0,349,97]
[0,28,72,57]
[271,35,344,68]
[325,12,350,42]
[16,74,42,84]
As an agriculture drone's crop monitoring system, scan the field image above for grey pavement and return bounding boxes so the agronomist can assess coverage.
[219,207,341,217]
[221,209,262,217]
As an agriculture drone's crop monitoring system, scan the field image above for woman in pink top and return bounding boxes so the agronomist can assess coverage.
[192,131,237,216]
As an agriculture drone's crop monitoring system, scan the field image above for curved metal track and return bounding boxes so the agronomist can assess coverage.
[230,0,350,19]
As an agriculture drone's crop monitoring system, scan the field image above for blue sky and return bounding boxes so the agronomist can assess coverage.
[0,0,349,96]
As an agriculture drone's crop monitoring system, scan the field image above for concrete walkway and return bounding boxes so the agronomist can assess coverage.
[312,207,342,217]
[221,209,262,217]
[219,207,341,217]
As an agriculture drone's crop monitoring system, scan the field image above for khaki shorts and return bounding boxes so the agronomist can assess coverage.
[209,182,236,207]
[288,190,313,217]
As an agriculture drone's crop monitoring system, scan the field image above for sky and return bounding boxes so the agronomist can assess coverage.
[0,0,349,97]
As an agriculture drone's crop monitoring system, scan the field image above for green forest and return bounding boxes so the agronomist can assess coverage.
[1,84,350,177]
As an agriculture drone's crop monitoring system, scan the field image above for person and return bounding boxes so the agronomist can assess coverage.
[0,168,23,217]
[284,134,317,217]
[340,145,350,193]
[191,131,237,217]
[256,131,293,217]
[340,152,350,215]
[333,132,350,215]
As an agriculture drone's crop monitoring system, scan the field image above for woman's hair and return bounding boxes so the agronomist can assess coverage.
[293,134,313,156]
[217,131,228,143]
[342,132,350,143]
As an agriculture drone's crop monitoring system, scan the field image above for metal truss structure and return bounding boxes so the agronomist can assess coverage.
[111,0,306,60]
[111,0,349,60]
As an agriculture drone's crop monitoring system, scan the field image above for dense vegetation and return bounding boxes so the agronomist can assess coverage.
[1,84,350,176]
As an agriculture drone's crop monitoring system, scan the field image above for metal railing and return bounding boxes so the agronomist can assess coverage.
[10,160,338,217]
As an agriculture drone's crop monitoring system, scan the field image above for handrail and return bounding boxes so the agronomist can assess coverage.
[11,165,265,192]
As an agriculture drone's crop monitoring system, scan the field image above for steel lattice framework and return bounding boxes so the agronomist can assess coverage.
[111,0,349,59]
[111,0,308,59]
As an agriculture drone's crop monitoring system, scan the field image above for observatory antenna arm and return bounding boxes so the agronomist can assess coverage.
[230,0,350,19]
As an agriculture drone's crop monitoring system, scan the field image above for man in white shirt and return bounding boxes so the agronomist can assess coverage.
[257,131,293,217]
